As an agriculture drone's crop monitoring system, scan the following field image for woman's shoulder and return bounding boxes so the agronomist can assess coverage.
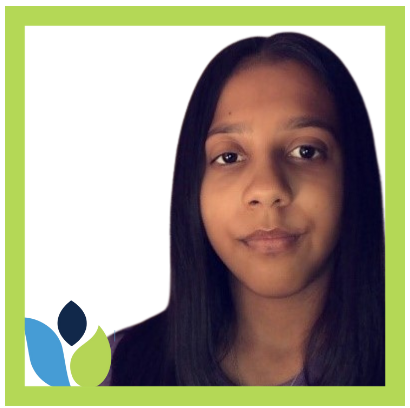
[100,311,172,386]
[116,311,167,342]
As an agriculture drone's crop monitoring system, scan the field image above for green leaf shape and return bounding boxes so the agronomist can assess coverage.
[70,326,111,387]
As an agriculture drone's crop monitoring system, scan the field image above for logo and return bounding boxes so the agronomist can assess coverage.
[25,301,111,386]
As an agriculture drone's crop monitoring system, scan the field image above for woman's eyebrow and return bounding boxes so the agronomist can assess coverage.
[207,123,251,139]
[206,116,337,140]
[284,116,337,136]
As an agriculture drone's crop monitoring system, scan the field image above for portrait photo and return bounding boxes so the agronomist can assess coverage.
[5,4,405,405]
[23,25,386,388]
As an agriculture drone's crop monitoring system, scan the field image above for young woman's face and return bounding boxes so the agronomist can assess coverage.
[200,61,343,298]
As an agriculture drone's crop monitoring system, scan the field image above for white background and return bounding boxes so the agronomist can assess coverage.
[22,26,385,386]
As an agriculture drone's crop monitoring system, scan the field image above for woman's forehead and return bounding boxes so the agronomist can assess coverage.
[211,61,339,132]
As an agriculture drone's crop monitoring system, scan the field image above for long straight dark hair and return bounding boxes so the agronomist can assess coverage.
[168,32,385,386]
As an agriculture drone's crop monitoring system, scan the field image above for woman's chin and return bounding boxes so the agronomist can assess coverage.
[231,269,329,300]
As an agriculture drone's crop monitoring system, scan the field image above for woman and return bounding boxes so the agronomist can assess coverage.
[102,32,385,386]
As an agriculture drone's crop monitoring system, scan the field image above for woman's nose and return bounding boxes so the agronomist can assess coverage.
[243,161,293,209]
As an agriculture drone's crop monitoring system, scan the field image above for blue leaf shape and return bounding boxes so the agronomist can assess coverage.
[58,301,87,346]
[25,318,70,386]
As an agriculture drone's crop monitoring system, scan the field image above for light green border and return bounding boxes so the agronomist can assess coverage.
[5,6,404,406]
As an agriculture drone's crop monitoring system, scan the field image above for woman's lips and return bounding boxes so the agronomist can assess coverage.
[241,229,302,255]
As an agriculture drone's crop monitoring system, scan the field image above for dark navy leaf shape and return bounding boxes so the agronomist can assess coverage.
[25,318,70,386]
[58,301,87,346]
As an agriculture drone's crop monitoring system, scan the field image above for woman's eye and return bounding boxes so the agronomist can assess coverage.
[213,152,245,165]
[288,145,323,160]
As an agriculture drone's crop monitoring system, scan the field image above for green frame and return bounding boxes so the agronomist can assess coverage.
[5,6,404,406]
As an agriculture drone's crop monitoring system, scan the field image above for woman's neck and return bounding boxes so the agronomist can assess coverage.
[225,271,330,385]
